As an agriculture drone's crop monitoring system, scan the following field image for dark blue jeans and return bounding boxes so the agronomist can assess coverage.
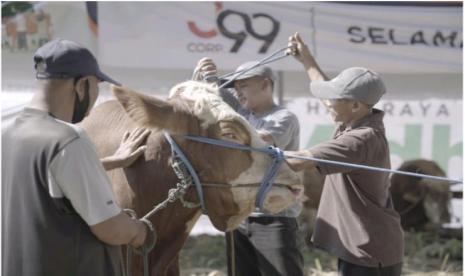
[338,259,402,276]
[226,216,304,276]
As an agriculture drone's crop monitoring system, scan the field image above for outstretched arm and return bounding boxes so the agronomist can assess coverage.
[287,32,329,82]
[285,149,317,172]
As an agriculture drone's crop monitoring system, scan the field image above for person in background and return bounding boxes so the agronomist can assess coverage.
[15,12,28,50]
[193,58,304,276]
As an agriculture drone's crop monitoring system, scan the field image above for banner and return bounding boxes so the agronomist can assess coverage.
[98,2,462,72]
[286,98,463,179]
[1,2,96,55]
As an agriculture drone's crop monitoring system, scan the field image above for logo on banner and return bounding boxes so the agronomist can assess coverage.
[347,26,463,48]
[187,2,280,53]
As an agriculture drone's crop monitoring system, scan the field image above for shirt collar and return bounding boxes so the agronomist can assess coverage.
[337,108,385,134]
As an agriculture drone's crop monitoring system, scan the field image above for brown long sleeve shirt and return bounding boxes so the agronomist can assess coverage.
[309,109,404,267]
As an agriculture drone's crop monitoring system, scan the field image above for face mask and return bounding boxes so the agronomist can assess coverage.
[71,79,90,124]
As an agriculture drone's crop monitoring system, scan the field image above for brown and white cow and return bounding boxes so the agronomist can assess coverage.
[80,81,303,276]
[390,159,451,231]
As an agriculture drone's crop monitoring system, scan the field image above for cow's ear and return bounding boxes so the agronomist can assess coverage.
[402,184,426,203]
[423,179,450,194]
[112,85,177,130]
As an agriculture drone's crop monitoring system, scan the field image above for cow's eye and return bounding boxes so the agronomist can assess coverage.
[222,132,238,141]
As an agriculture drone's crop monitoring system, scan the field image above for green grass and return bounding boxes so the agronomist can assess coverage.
[180,230,462,275]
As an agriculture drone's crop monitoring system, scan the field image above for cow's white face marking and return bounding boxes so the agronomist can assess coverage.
[228,148,303,215]
[422,180,451,225]
[170,81,302,217]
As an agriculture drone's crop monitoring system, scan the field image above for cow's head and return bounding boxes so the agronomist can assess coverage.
[112,81,303,231]
[391,159,451,228]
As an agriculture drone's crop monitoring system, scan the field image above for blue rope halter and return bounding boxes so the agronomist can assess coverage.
[163,132,206,211]
[163,132,286,212]
[185,135,286,210]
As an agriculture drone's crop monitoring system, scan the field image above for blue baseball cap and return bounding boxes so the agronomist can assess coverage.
[33,38,121,86]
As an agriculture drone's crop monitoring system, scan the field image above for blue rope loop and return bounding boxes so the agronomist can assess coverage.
[164,132,207,213]
[255,146,285,210]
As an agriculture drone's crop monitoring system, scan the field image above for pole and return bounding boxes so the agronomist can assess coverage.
[277,70,284,106]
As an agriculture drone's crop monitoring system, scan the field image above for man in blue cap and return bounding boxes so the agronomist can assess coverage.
[2,39,151,276]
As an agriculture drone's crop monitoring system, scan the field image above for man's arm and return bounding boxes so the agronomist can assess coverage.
[101,127,151,170]
[285,149,317,172]
[49,136,148,247]
[287,32,329,82]
[90,212,147,247]
[286,131,369,174]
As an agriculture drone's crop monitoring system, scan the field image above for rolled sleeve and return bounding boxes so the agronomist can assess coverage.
[48,136,121,225]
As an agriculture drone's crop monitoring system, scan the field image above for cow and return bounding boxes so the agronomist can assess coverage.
[390,159,451,231]
[80,81,303,276]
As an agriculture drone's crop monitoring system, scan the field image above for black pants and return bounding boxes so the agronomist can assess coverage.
[226,216,304,276]
[338,259,402,276]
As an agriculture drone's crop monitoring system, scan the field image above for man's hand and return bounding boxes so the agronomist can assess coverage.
[286,32,328,81]
[257,130,275,146]
[101,127,151,170]
[286,32,316,68]
[192,57,218,82]
[284,150,316,172]
[129,219,148,248]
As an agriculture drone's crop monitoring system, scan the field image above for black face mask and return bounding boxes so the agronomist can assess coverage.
[71,79,90,124]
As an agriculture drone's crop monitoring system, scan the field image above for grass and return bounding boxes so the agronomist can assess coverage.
[179,230,462,276]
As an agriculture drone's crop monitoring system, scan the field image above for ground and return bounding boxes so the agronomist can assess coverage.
[179,230,462,276]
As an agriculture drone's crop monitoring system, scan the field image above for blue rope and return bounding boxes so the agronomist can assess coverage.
[218,46,290,89]
[255,147,285,209]
[185,135,463,184]
[163,133,207,212]
[169,134,461,214]
[185,135,272,154]
[284,153,463,184]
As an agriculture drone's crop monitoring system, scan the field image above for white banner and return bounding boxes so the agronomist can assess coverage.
[98,2,462,72]
[286,98,463,179]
